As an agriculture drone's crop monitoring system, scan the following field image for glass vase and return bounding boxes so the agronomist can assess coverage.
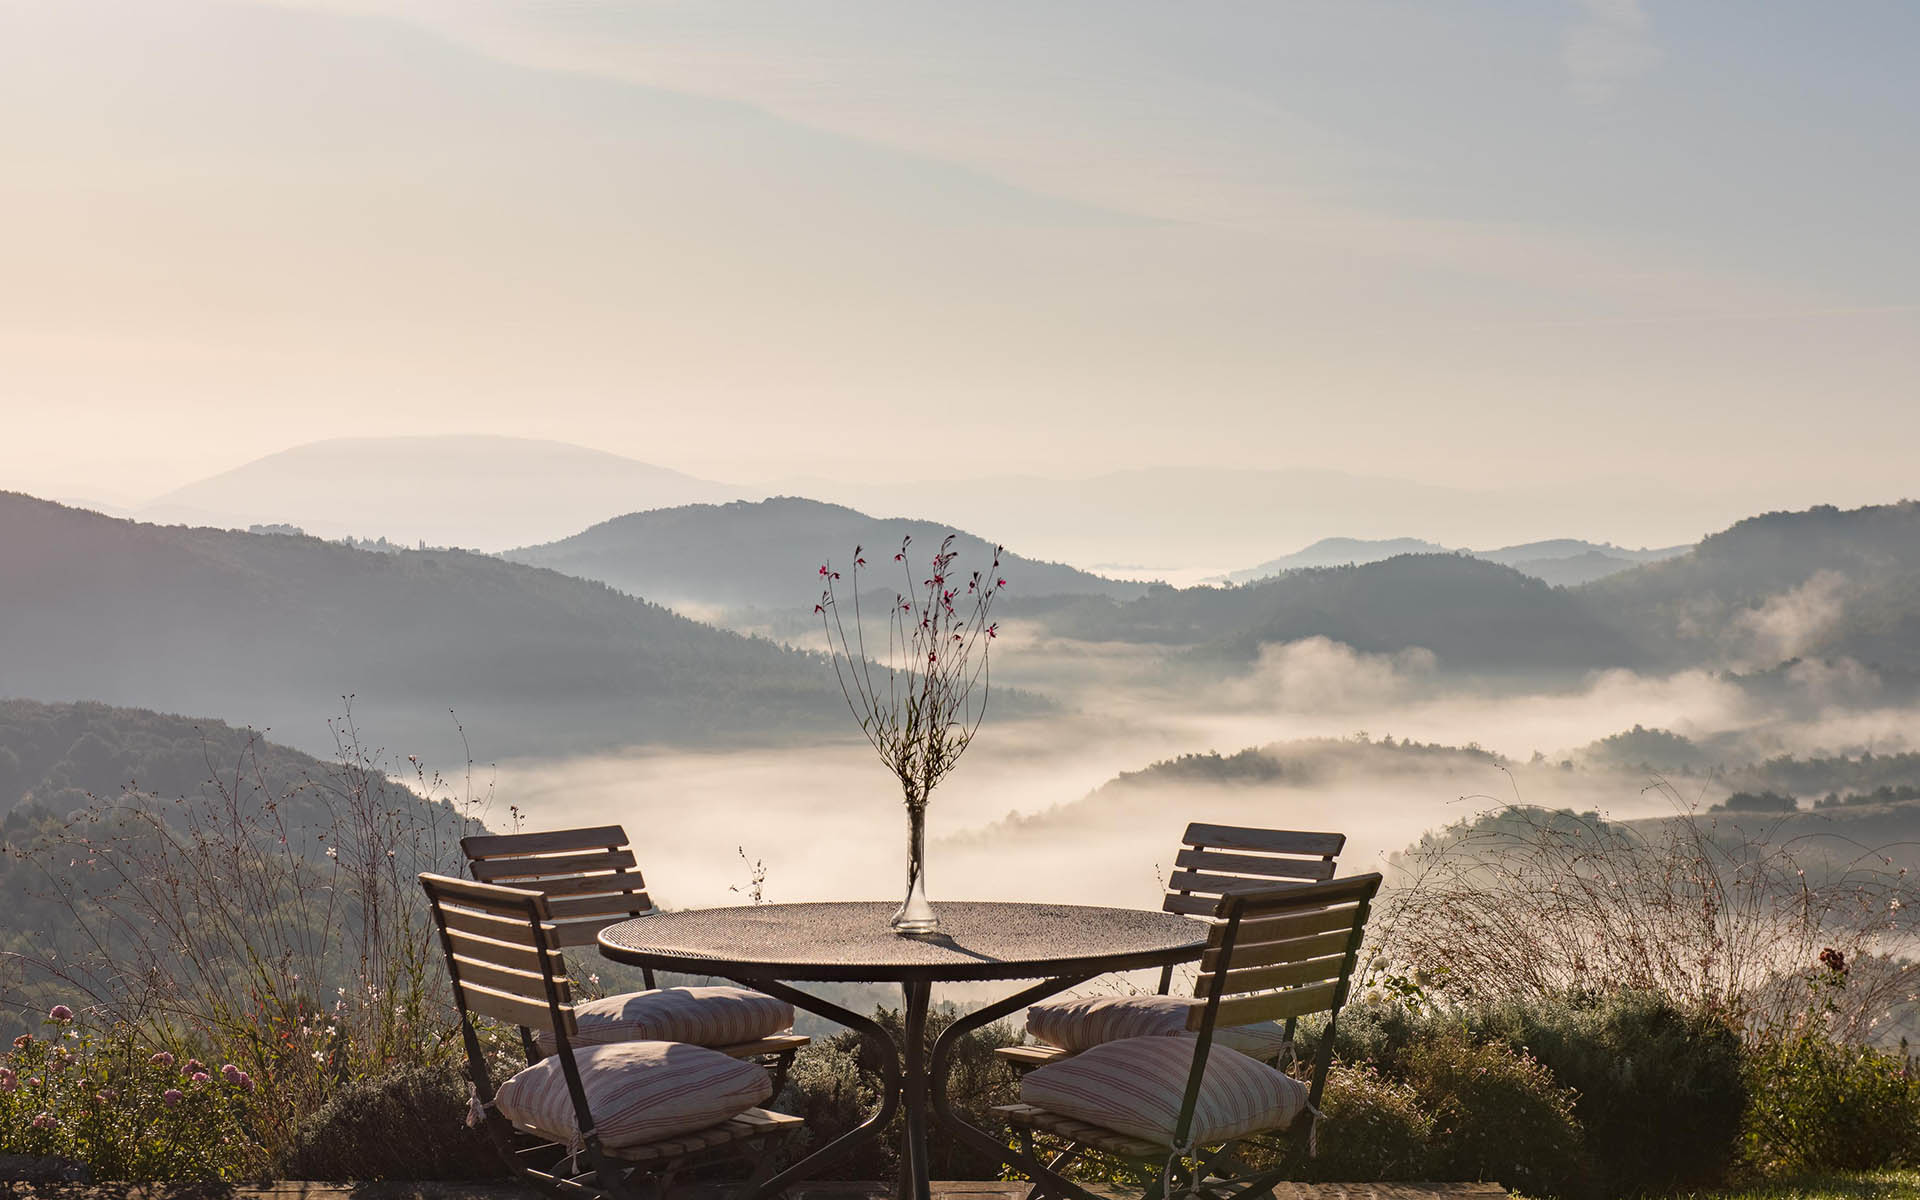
[890,801,939,934]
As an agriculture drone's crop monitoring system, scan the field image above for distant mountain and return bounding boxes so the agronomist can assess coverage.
[1223,537,1452,582]
[504,497,1147,615]
[1043,554,1643,673]
[0,493,841,761]
[1226,536,1691,587]
[789,468,1751,577]
[139,436,745,550]
[1580,500,1920,670]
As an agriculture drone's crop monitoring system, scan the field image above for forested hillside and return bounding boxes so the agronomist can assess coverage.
[0,494,841,760]
[505,496,1146,613]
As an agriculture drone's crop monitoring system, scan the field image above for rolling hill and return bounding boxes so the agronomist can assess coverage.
[139,436,745,550]
[503,496,1148,614]
[1579,500,1920,671]
[1042,554,1643,674]
[1225,536,1689,587]
[0,493,842,761]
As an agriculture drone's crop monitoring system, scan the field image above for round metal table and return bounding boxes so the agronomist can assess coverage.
[598,901,1205,1200]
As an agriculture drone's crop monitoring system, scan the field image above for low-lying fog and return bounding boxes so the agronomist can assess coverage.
[492,632,1920,913]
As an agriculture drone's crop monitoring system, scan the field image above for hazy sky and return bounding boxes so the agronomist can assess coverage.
[3,1,1916,507]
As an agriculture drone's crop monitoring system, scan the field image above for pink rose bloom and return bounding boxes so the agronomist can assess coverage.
[150,1051,174,1068]
[48,1005,73,1023]
[191,1071,211,1084]
[162,1088,184,1107]
[31,1112,55,1130]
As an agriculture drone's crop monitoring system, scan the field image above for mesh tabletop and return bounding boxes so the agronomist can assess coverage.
[597,901,1206,982]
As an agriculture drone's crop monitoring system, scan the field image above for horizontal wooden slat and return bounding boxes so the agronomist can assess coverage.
[420,872,547,918]
[460,979,568,1030]
[436,904,553,948]
[1200,927,1354,974]
[463,826,629,860]
[451,954,570,1004]
[1221,903,1363,947]
[511,872,649,901]
[1193,981,1341,1029]
[1173,848,1334,882]
[994,1044,1070,1071]
[1202,952,1350,996]
[444,928,564,975]
[1167,869,1314,897]
[1163,893,1222,917]
[1228,873,1383,918]
[550,915,626,947]
[717,1033,809,1059]
[545,892,655,921]
[1183,824,1344,858]
[470,848,637,882]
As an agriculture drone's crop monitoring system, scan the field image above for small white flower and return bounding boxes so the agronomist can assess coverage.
[588,974,600,986]
[325,847,338,859]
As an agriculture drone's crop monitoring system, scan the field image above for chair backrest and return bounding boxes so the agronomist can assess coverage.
[1173,872,1382,1148]
[421,871,578,1048]
[461,825,654,950]
[1162,823,1346,918]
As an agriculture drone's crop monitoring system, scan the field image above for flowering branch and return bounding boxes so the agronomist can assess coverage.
[816,534,1004,812]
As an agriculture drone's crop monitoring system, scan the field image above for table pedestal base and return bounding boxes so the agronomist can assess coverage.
[738,973,1093,1200]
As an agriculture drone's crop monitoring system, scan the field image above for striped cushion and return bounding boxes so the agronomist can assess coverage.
[494,1040,772,1151]
[1026,995,1293,1061]
[536,987,794,1052]
[1020,1035,1307,1149]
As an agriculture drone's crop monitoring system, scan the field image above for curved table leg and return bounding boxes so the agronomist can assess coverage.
[728,976,905,1200]
[929,973,1100,1199]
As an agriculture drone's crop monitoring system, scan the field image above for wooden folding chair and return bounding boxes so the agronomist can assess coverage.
[462,825,807,1089]
[995,872,1382,1200]
[998,822,1344,1075]
[421,872,802,1200]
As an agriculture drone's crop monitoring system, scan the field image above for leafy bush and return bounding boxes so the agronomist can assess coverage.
[1744,1032,1920,1174]
[1472,990,1748,1195]
[1406,1036,1590,1199]
[279,1063,502,1180]
[1276,1063,1432,1182]
[0,1008,258,1180]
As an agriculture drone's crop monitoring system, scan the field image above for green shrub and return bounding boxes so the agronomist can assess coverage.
[278,1064,502,1180]
[1473,990,1748,1195]
[0,1010,258,1181]
[1407,1036,1591,1199]
[1273,1063,1433,1182]
[1744,1032,1920,1174]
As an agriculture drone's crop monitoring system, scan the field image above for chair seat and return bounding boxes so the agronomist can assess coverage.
[1018,1034,1307,1149]
[534,986,795,1052]
[494,1040,773,1151]
[1025,993,1294,1061]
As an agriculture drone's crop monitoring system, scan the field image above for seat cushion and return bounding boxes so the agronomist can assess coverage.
[536,986,794,1052]
[1026,994,1293,1061]
[1019,1034,1307,1149]
[494,1040,772,1151]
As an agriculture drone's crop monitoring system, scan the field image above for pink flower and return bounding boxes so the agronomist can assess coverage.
[185,1058,204,1073]
[13,1034,32,1049]
[238,1072,256,1093]
[162,1088,184,1107]
[191,1071,212,1084]
[0,1067,16,1092]
[150,1050,175,1068]
[221,1063,242,1082]
[31,1112,55,1130]
[47,1005,73,1023]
